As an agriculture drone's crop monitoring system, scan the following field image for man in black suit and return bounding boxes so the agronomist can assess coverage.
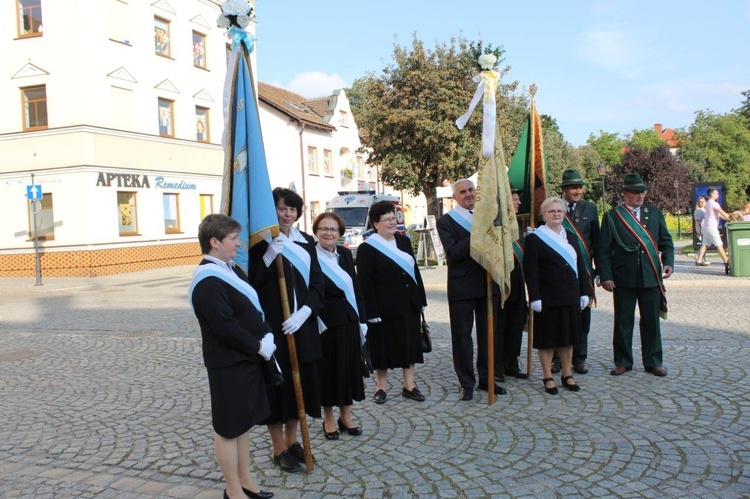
[558,169,599,374]
[437,178,506,401]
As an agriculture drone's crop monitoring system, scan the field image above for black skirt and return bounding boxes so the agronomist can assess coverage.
[264,360,321,424]
[532,305,582,350]
[368,312,424,370]
[207,360,270,439]
[319,321,365,407]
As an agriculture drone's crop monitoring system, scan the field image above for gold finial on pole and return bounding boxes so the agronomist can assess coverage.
[529,84,537,99]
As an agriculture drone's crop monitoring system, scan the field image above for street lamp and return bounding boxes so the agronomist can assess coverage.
[674,179,681,240]
[597,162,607,214]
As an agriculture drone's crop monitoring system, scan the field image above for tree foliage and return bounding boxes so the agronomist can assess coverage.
[736,89,750,122]
[586,131,625,168]
[348,34,524,215]
[627,128,664,153]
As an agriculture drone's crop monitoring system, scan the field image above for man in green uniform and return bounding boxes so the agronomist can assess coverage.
[597,174,674,377]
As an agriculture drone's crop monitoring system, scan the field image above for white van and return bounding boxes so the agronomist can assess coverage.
[327,190,405,259]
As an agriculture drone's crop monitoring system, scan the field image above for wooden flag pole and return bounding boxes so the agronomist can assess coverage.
[275,255,313,472]
[486,271,495,406]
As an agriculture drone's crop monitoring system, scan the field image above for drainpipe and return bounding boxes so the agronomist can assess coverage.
[298,122,308,232]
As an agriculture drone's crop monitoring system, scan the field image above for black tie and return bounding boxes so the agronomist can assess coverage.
[469,210,473,214]
[568,204,575,216]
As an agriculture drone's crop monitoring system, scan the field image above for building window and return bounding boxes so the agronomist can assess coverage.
[28,193,54,240]
[118,191,138,236]
[339,110,349,127]
[195,106,209,142]
[17,0,43,37]
[22,85,48,131]
[158,98,174,137]
[323,149,333,175]
[163,193,180,233]
[154,17,171,57]
[356,156,365,178]
[199,194,213,220]
[309,201,320,221]
[307,146,318,174]
[193,31,207,68]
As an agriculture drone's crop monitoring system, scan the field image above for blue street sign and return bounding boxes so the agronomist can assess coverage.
[27,185,42,200]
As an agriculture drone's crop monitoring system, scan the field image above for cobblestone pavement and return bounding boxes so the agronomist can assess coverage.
[1,241,749,498]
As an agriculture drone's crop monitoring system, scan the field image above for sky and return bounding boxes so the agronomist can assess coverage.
[253,0,750,147]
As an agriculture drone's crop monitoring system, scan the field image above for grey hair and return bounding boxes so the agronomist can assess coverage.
[451,178,474,193]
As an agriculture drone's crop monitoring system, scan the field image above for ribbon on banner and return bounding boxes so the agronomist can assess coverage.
[455,70,499,158]
[229,27,255,53]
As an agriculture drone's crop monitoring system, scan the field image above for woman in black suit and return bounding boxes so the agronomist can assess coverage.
[313,212,367,439]
[356,201,427,404]
[523,197,592,395]
[189,214,275,499]
[248,188,325,474]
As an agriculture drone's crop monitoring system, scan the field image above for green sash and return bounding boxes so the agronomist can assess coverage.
[609,205,668,319]
[562,215,596,303]
[512,239,523,266]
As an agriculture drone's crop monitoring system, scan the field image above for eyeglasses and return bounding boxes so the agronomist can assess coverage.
[317,227,339,234]
[545,210,564,214]
[378,216,397,223]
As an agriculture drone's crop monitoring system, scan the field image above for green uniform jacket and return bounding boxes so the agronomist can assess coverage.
[597,203,674,289]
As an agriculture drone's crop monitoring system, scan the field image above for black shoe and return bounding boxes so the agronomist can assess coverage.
[272,450,301,473]
[542,377,558,395]
[477,382,507,395]
[338,418,362,436]
[573,363,589,374]
[505,370,529,379]
[323,422,339,440]
[551,360,562,374]
[242,488,274,499]
[561,375,580,392]
[459,387,473,401]
[401,386,426,401]
[494,373,506,383]
[287,442,313,463]
[725,261,730,275]
[373,389,386,404]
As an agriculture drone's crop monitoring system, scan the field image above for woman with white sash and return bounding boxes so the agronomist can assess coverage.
[356,201,428,405]
[313,212,367,440]
[189,214,276,499]
[524,197,592,395]
[248,188,325,474]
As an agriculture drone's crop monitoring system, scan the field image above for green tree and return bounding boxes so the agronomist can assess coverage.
[586,131,625,168]
[627,128,664,153]
[736,89,750,122]
[679,110,750,208]
[349,34,524,215]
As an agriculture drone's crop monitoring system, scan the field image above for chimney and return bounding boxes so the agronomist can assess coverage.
[654,123,663,135]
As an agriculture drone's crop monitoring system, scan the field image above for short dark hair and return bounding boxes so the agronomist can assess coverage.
[707,188,717,197]
[198,214,241,254]
[312,212,345,235]
[368,200,396,228]
[273,187,304,221]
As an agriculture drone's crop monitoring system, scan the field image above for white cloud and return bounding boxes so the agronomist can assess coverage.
[286,71,349,99]
[576,26,658,78]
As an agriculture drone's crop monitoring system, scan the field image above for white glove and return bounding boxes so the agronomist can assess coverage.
[530,300,542,313]
[263,237,284,267]
[258,337,276,360]
[595,275,601,287]
[526,226,535,236]
[579,296,590,310]
[359,323,368,345]
[282,305,312,334]
[262,332,274,343]
[367,317,382,324]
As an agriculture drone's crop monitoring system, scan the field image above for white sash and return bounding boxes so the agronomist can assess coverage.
[189,262,265,320]
[447,209,472,233]
[534,225,578,278]
[316,245,359,319]
[363,234,417,284]
[280,230,311,288]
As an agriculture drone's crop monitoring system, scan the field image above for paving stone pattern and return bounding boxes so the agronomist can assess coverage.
[1,242,749,498]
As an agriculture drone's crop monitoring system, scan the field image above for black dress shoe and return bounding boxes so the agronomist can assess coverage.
[542,377,558,395]
[338,418,362,436]
[242,487,274,499]
[401,386,426,401]
[505,370,529,379]
[323,422,339,440]
[477,382,506,395]
[373,389,386,404]
[459,387,473,401]
[272,450,301,473]
[494,373,506,383]
[573,363,589,374]
[561,375,580,392]
[287,442,314,463]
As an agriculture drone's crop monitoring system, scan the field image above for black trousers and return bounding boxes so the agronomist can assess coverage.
[573,305,592,365]
[499,298,527,373]
[448,295,502,389]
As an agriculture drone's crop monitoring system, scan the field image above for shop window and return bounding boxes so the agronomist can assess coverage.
[163,193,181,233]
[323,149,333,176]
[28,193,54,240]
[307,146,318,174]
[193,31,207,69]
[118,191,138,236]
[199,194,213,220]
[17,0,43,37]
[195,106,209,142]
[22,85,48,131]
[154,17,171,57]
[158,98,174,137]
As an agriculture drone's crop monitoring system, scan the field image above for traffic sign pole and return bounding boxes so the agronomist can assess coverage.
[31,173,42,286]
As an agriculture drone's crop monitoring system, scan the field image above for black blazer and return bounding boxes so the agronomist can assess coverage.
[523,230,592,307]
[191,260,269,369]
[356,234,427,319]
[248,232,325,365]
[318,245,366,328]
[568,198,600,270]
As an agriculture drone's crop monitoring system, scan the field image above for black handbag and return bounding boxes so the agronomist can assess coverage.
[420,312,432,353]
[261,356,284,387]
[360,342,374,377]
